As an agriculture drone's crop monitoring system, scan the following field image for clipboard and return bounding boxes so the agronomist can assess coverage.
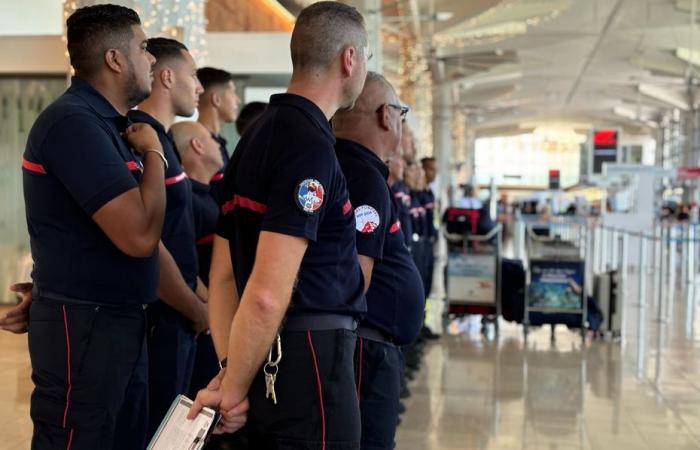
[147,395,218,450]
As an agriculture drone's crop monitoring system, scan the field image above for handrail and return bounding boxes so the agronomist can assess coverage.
[443,223,503,243]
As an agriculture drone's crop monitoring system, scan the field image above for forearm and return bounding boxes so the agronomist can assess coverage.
[195,277,208,302]
[209,277,239,360]
[158,242,203,320]
[208,235,239,359]
[138,151,167,244]
[221,285,290,403]
[358,255,374,294]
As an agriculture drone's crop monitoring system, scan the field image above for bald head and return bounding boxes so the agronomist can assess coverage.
[171,121,210,156]
[171,121,223,181]
[333,72,398,128]
[332,72,403,160]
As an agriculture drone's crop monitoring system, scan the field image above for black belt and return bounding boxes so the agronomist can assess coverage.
[357,325,395,346]
[33,287,148,310]
[282,313,358,332]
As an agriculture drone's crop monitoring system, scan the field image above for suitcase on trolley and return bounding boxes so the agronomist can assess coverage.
[501,258,525,323]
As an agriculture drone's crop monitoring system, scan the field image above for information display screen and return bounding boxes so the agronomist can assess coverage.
[592,129,618,174]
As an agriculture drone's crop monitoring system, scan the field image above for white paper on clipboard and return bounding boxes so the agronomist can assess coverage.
[147,395,217,450]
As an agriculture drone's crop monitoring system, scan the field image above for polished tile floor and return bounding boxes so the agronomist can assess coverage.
[2,278,700,449]
[395,278,700,450]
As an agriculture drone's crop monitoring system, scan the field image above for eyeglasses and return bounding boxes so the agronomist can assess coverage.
[376,103,410,122]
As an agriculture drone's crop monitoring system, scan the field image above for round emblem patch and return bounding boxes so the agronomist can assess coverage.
[295,178,325,214]
[354,205,380,233]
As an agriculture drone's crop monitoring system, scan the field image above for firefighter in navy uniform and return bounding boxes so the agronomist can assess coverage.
[389,124,415,249]
[14,5,167,449]
[127,37,209,439]
[171,121,224,397]
[171,121,232,450]
[188,3,370,448]
[334,72,426,450]
[196,67,240,205]
[406,162,427,279]
[389,163,412,250]
[418,157,438,299]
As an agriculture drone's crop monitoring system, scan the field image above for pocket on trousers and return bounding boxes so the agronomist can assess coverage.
[28,302,106,431]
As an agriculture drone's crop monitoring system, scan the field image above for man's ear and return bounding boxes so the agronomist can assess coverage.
[159,67,174,90]
[340,45,357,77]
[211,91,221,108]
[378,104,391,131]
[191,137,205,155]
[104,48,126,74]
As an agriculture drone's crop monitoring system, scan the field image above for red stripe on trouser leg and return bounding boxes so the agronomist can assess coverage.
[61,305,75,449]
[306,331,326,450]
[66,429,74,450]
[356,337,364,403]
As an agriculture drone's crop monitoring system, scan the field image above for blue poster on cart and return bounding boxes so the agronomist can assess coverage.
[528,260,584,309]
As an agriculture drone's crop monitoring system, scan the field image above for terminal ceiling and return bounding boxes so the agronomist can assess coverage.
[280,0,700,137]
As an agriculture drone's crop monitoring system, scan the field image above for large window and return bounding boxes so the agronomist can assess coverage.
[474,133,581,188]
[0,76,66,303]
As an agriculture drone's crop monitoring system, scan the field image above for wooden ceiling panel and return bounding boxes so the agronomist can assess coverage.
[207,0,295,32]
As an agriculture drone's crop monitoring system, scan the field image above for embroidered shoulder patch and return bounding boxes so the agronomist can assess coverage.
[354,205,380,233]
[295,178,325,214]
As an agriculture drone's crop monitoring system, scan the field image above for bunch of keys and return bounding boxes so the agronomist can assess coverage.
[264,334,282,405]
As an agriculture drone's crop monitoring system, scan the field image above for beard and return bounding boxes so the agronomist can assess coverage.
[124,60,151,109]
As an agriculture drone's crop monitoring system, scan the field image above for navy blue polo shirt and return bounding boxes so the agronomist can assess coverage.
[190,179,219,286]
[418,189,437,238]
[391,181,413,248]
[128,110,198,289]
[336,139,424,345]
[409,191,426,239]
[216,93,366,317]
[209,133,229,205]
[23,76,158,305]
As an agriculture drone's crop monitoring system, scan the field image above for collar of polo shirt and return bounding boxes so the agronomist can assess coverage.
[68,76,123,119]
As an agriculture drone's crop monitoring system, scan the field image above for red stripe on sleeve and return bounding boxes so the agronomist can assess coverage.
[22,158,47,174]
[165,172,188,185]
[222,195,268,215]
[125,160,142,172]
[196,234,215,245]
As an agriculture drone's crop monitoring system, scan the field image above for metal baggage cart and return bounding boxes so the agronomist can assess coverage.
[443,207,503,334]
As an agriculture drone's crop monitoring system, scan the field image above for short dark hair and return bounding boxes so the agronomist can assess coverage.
[67,4,141,78]
[197,67,234,91]
[291,1,367,71]
[147,37,188,69]
[236,102,268,136]
[421,157,436,165]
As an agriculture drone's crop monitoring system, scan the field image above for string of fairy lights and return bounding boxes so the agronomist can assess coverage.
[432,0,572,49]
[62,0,208,67]
[385,0,433,158]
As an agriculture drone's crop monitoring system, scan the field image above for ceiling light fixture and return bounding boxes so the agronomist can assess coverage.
[381,11,454,23]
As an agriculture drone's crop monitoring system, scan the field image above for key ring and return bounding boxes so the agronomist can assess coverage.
[263,362,279,377]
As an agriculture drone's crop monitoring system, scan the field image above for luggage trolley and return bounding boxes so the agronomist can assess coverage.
[442,207,503,334]
[523,224,588,340]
